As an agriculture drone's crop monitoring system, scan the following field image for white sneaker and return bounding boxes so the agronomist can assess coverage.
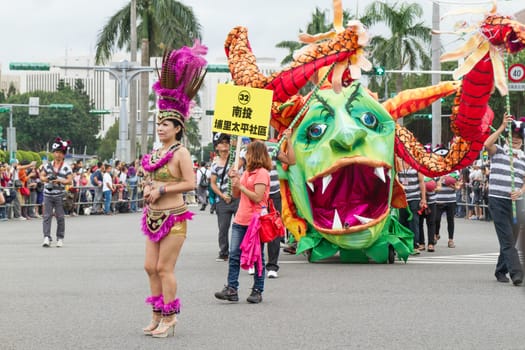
[267,270,279,279]
[18,216,27,221]
[248,267,255,275]
[42,237,50,247]
[56,239,63,248]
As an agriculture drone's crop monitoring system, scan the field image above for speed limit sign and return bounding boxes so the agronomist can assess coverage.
[508,63,525,83]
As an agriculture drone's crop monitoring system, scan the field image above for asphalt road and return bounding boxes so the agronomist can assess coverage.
[1,209,524,350]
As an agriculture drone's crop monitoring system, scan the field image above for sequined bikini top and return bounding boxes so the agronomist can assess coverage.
[148,144,184,183]
[152,163,184,183]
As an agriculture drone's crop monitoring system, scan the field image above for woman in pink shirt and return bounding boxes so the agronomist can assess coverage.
[214,141,271,304]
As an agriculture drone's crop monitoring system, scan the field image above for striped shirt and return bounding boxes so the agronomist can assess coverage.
[398,168,421,201]
[211,161,232,202]
[426,190,437,204]
[266,144,280,195]
[42,162,72,197]
[436,177,456,203]
[424,178,437,204]
[489,145,525,200]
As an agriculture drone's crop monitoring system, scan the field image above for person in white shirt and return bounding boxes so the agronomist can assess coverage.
[102,164,114,215]
[469,163,484,219]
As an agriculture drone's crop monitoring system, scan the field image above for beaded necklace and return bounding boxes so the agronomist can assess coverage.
[142,143,181,172]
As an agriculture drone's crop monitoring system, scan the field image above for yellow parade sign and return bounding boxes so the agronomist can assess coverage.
[212,84,273,140]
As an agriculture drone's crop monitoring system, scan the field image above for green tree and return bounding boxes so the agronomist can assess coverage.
[0,85,99,154]
[185,117,201,150]
[361,1,431,96]
[7,82,17,97]
[98,121,119,161]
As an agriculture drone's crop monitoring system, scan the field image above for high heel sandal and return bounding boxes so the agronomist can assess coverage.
[151,317,177,338]
[151,298,181,338]
[143,313,161,335]
[143,294,163,335]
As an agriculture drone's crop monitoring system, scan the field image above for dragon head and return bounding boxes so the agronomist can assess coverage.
[287,81,399,249]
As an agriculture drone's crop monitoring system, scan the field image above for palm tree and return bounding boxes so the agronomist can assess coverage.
[361,1,431,94]
[275,7,353,66]
[95,0,201,63]
[94,0,202,155]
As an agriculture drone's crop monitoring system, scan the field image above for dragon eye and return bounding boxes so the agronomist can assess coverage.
[361,112,378,129]
[307,123,327,140]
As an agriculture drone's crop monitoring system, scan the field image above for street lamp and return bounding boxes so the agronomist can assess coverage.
[95,60,153,163]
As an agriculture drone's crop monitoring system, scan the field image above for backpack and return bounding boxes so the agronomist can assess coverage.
[198,169,209,187]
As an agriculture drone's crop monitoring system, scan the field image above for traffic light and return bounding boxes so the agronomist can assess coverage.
[48,104,74,110]
[9,62,50,71]
[373,66,385,76]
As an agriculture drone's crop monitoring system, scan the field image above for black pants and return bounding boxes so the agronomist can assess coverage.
[419,202,436,245]
[435,202,456,240]
[266,191,282,272]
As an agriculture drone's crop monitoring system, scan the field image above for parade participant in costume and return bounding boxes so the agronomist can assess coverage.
[398,158,427,252]
[222,1,525,263]
[214,141,271,304]
[419,177,437,252]
[265,128,295,278]
[141,41,207,337]
[40,137,73,247]
[484,114,525,285]
[435,172,459,248]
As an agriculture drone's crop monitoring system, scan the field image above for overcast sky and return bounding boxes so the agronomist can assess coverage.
[0,0,522,73]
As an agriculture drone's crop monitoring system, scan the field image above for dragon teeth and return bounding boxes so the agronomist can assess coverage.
[332,210,343,230]
[354,214,373,224]
[374,167,386,183]
[306,181,314,192]
[322,174,332,194]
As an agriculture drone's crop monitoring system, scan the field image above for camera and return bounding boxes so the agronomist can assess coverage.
[45,173,58,190]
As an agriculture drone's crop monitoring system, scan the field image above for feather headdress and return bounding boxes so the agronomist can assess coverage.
[152,40,208,126]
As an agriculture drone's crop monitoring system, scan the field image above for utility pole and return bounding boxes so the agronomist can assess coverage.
[140,39,150,156]
[431,2,442,147]
[129,0,138,160]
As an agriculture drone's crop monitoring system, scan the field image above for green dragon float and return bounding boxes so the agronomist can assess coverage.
[222,0,525,263]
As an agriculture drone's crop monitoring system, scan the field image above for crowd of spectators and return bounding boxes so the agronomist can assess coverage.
[0,158,146,220]
[0,156,210,222]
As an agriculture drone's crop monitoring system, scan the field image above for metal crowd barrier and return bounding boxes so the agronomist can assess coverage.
[0,184,199,220]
